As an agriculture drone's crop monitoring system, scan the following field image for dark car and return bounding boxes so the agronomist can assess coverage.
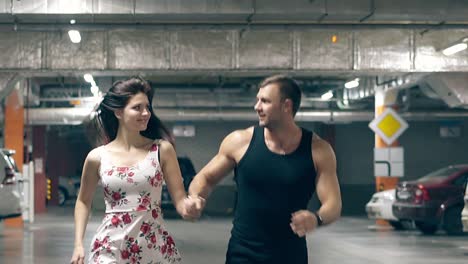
[393,164,468,235]
[58,175,81,206]
[161,157,196,209]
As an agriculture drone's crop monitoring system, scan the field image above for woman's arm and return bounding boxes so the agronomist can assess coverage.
[159,140,192,219]
[70,148,101,264]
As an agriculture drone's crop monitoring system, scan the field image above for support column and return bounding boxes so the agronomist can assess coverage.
[374,88,400,226]
[4,86,24,227]
[32,126,47,214]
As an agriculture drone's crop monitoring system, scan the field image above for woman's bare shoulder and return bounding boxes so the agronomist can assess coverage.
[157,139,173,151]
[85,146,104,164]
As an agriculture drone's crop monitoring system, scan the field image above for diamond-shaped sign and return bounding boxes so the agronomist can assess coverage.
[369,108,408,145]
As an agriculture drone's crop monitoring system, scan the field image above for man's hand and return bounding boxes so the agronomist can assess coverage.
[182,195,206,220]
[290,210,318,237]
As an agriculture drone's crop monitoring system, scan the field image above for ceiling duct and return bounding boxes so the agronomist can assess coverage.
[419,73,468,109]
[25,107,468,125]
[26,108,93,125]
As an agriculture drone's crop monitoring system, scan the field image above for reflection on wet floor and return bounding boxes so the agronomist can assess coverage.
[1,206,468,264]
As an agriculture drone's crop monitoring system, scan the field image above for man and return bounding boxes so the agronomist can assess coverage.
[188,75,342,264]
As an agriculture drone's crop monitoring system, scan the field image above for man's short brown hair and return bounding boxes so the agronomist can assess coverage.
[259,75,302,117]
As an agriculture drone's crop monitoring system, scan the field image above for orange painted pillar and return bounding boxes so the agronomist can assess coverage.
[375,89,400,226]
[4,87,24,227]
[375,106,400,191]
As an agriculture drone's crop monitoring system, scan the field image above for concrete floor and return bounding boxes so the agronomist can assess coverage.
[1,206,468,264]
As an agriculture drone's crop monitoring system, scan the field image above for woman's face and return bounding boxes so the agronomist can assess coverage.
[117,92,151,132]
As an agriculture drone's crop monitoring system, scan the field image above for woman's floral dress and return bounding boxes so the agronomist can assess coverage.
[88,143,182,264]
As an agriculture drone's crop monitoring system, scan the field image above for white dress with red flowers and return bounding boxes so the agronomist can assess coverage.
[88,142,182,264]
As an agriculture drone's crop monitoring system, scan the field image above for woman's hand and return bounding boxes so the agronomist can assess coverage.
[181,195,206,220]
[70,245,85,264]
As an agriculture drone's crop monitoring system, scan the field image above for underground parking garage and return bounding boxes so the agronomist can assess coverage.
[1,1,468,263]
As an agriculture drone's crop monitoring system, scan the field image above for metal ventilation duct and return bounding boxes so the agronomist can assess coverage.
[25,107,468,125]
[419,73,468,109]
[26,108,93,125]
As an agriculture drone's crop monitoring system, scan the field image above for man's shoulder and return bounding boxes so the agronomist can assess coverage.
[311,133,335,159]
[229,126,254,140]
[223,126,255,147]
[311,133,327,146]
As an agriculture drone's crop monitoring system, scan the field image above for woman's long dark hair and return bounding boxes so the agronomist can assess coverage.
[96,77,174,145]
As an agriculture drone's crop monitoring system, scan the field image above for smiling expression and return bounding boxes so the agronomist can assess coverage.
[254,83,290,128]
[117,92,151,132]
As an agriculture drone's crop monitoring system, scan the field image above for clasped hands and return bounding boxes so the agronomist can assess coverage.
[181,195,206,221]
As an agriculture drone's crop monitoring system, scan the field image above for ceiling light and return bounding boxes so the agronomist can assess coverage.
[68,30,81,43]
[321,91,333,100]
[83,73,94,83]
[331,35,338,43]
[70,19,76,25]
[344,78,360,89]
[442,42,468,56]
[90,85,99,95]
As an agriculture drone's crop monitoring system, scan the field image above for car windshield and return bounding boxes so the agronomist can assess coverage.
[416,166,462,182]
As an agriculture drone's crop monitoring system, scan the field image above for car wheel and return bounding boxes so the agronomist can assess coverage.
[415,221,438,235]
[58,187,68,206]
[389,221,405,230]
[443,206,464,236]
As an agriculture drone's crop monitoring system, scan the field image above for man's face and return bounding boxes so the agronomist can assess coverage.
[254,83,286,128]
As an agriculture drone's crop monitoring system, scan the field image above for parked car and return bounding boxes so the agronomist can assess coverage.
[393,165,468,235]
[58,175,81,206]
[161,157,196,209]
[0,148,23,220]
[462,181,468,232]
[366,189,407,230]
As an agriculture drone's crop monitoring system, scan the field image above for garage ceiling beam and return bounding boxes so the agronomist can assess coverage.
[0,26,468,74]
[1,0,468,25]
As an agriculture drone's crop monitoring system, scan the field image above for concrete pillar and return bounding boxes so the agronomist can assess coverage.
[33,126,47,213]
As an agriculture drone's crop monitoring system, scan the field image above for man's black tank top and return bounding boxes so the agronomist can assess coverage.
[232,126,316,243]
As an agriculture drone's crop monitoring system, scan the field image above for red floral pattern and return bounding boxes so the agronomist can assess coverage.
[89,142,181,263]
[103,186,129,209]
[136,191,152,211]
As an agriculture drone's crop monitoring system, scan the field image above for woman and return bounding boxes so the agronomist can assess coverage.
[70,77,203,264]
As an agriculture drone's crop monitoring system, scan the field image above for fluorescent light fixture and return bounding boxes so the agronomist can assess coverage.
[321,91,333,100]
[442,42,468,56]
[344,78,360,89]
[68,30,81,43]
[83,73,94,83]
[90,85,99,95]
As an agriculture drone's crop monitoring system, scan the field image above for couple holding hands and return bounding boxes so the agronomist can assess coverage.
[71,75,342,264]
